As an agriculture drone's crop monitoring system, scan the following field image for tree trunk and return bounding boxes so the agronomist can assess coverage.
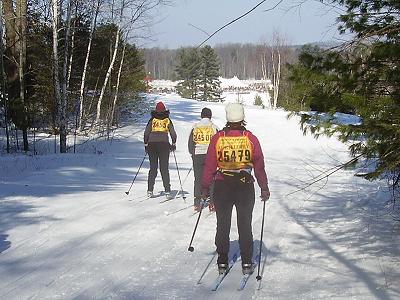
[0,0,10,153]
[78,0,99,131]
[51,0,62,152]
[260,49,271,108]
[67,4,77,89]
[273,51,281,109]
[16,0,28,151]
[59,0,73,153]
[109,42,126,127]
[94,26,120,125]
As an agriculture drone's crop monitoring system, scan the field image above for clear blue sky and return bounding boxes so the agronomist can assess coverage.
[144,0,343,48]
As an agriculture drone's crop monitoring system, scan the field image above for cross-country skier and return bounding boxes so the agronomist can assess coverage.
[144,101,177,200]
[201,103,270,275]
[188,108,219,211]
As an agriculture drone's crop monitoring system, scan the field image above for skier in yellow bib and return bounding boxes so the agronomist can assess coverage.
[144,102,177,200]
[202,103,270,275]
[188,108,218,211]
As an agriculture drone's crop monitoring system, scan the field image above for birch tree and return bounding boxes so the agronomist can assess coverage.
[59,0,73,152]
[78,0,100,131]
[94,4,121,126]
[109,41,126,128]
[94,0,168,127]
[51,0,63,151]
[271,31,285,110]
[260,42,272,108]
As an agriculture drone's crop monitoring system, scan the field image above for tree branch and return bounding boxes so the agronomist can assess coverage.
[286,154,363,196]
[197,0,281,48]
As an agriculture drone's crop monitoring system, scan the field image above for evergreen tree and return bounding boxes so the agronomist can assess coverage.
[175,47,201,99]
[198,45,221,101]
[286,0,400,195]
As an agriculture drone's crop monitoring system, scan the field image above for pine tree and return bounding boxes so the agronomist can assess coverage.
[198,45,221,102]
[175,47,201,99]
[286,0,400,197]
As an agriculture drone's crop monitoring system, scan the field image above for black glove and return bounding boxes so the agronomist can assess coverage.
[144,144,148,153]
[170,143,176,152]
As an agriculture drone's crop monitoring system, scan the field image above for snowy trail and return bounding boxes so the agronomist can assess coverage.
[0,95,399,299]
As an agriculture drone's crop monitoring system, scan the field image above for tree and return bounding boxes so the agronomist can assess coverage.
[287,0,400,200]
[78,0,100,131]
[198,45,221,101]
[3,0,30,151]
[0,0,10,152]
[175,47,201,99]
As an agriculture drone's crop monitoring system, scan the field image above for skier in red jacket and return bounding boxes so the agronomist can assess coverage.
[202,103,270,275]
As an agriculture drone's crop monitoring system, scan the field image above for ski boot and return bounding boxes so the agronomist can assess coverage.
[218,263,228,275]
[165,192,173,200]
[242,263,254,275]
[147,191,154,198]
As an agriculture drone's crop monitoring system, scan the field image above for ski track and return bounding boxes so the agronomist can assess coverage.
[0,96,399,299]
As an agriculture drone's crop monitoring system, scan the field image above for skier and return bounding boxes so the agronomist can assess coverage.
[188,107,219,211]
[201,103,270,275]
[144,101,177,200]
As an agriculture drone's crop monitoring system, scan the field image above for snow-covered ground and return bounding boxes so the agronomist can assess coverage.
[149,77,272,108]
[0,95,399,299]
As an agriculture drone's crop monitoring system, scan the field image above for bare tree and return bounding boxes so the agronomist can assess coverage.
[271,31,282,109]
[78,0,101,131]
[59,0,74,152]
[51,0,63,151]
[95,0,167,126]
[109,40,126,128]
[3,0,29,151]
[0,0,10,153]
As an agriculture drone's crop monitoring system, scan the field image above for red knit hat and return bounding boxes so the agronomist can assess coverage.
[155,101,166,112]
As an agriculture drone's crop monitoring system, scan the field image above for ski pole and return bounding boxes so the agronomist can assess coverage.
[125,153,147,195]
[187,200,206,252]
[172,150,186,200]
[256,200,267,281]
[182,166,193,186]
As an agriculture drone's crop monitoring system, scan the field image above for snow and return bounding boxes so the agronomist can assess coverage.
[149,77,272,108]
[0,94,399,299]
[301,111,363,126]
[219,76,248,89]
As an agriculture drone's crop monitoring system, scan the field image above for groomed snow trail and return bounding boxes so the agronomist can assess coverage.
[0,95,399,299]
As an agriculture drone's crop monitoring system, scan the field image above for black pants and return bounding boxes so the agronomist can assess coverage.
[213,179,255,265]
[192,154,206,202]
[147,142,171,192]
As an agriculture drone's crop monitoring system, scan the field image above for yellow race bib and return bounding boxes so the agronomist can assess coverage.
[193,126,215,145]
[151,118,170,132]
[216,135,253,170]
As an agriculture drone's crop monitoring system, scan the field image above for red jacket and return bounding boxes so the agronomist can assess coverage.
[202,129,269,192]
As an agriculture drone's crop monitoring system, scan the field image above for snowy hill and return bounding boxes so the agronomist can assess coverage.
[0,95,399,299]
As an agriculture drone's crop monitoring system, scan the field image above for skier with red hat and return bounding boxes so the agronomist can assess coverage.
[144,101,177,200]
[202,103,270,275]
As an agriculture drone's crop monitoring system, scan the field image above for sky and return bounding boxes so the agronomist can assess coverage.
[144,0,344,48]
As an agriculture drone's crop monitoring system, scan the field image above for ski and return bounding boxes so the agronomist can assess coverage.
[159,191,180,203]
[211,253,237,291]
[238,274,251,291]
[238,255,259,291]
